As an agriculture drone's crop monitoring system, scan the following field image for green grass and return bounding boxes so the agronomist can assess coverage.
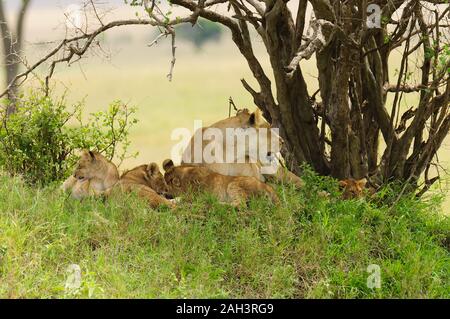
[0,169,448,298]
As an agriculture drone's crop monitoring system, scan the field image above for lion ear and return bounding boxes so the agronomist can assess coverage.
[249,109,264,127]
[86,150,96,161]
[147,163,160,177]
[237,108,250,116]
[163,159,174,171]
[339,180,349,188]
[356,178,367,188]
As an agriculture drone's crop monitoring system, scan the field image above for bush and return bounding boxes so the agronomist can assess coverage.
[0,92,138,185]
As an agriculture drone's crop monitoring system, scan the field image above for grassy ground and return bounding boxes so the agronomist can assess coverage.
[0,169,448,298]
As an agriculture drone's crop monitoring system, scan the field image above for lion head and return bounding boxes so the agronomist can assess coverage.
[339,178,367,199]
[121,162,170,196]
[162,159,182,195]
[73,150,103,181]
[144,163,169,195]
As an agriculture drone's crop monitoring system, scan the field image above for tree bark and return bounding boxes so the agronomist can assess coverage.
[0,0,30,114]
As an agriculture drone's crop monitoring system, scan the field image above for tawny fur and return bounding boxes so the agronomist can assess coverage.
[339,178,367,199]
[163,160,279,207]
[61,150,119,199]
[181,108,304,188]
[114,163,174,208]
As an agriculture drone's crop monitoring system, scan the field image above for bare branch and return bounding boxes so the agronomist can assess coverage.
[0,19,160,99]
[286,19,335,75]
[384,83,427,93]
[167,30,176,81]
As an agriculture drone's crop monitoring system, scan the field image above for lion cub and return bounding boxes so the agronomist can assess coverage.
[61,150,119,199]
[115,163,174,208]
[163,159,279,207]
[339,178,367,199]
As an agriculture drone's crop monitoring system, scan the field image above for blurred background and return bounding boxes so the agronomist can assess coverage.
[2,0,449,209]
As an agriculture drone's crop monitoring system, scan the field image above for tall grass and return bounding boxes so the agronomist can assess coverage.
[0,169,448,298]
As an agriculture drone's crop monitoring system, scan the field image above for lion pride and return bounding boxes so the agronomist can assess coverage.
[163,159,279,207]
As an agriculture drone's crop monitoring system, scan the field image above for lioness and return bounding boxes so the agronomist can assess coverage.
[61,150,119,199]
[181,108,304,188]
[163,159,279,207]
[115,163,174,208]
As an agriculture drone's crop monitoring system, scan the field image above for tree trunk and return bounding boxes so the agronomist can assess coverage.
[0,0,30,114]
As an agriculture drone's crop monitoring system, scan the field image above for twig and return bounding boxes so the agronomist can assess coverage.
[228,96,238,117]
[167,30,176,81]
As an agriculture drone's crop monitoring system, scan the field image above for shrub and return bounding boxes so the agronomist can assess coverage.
[0,92,138,185]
